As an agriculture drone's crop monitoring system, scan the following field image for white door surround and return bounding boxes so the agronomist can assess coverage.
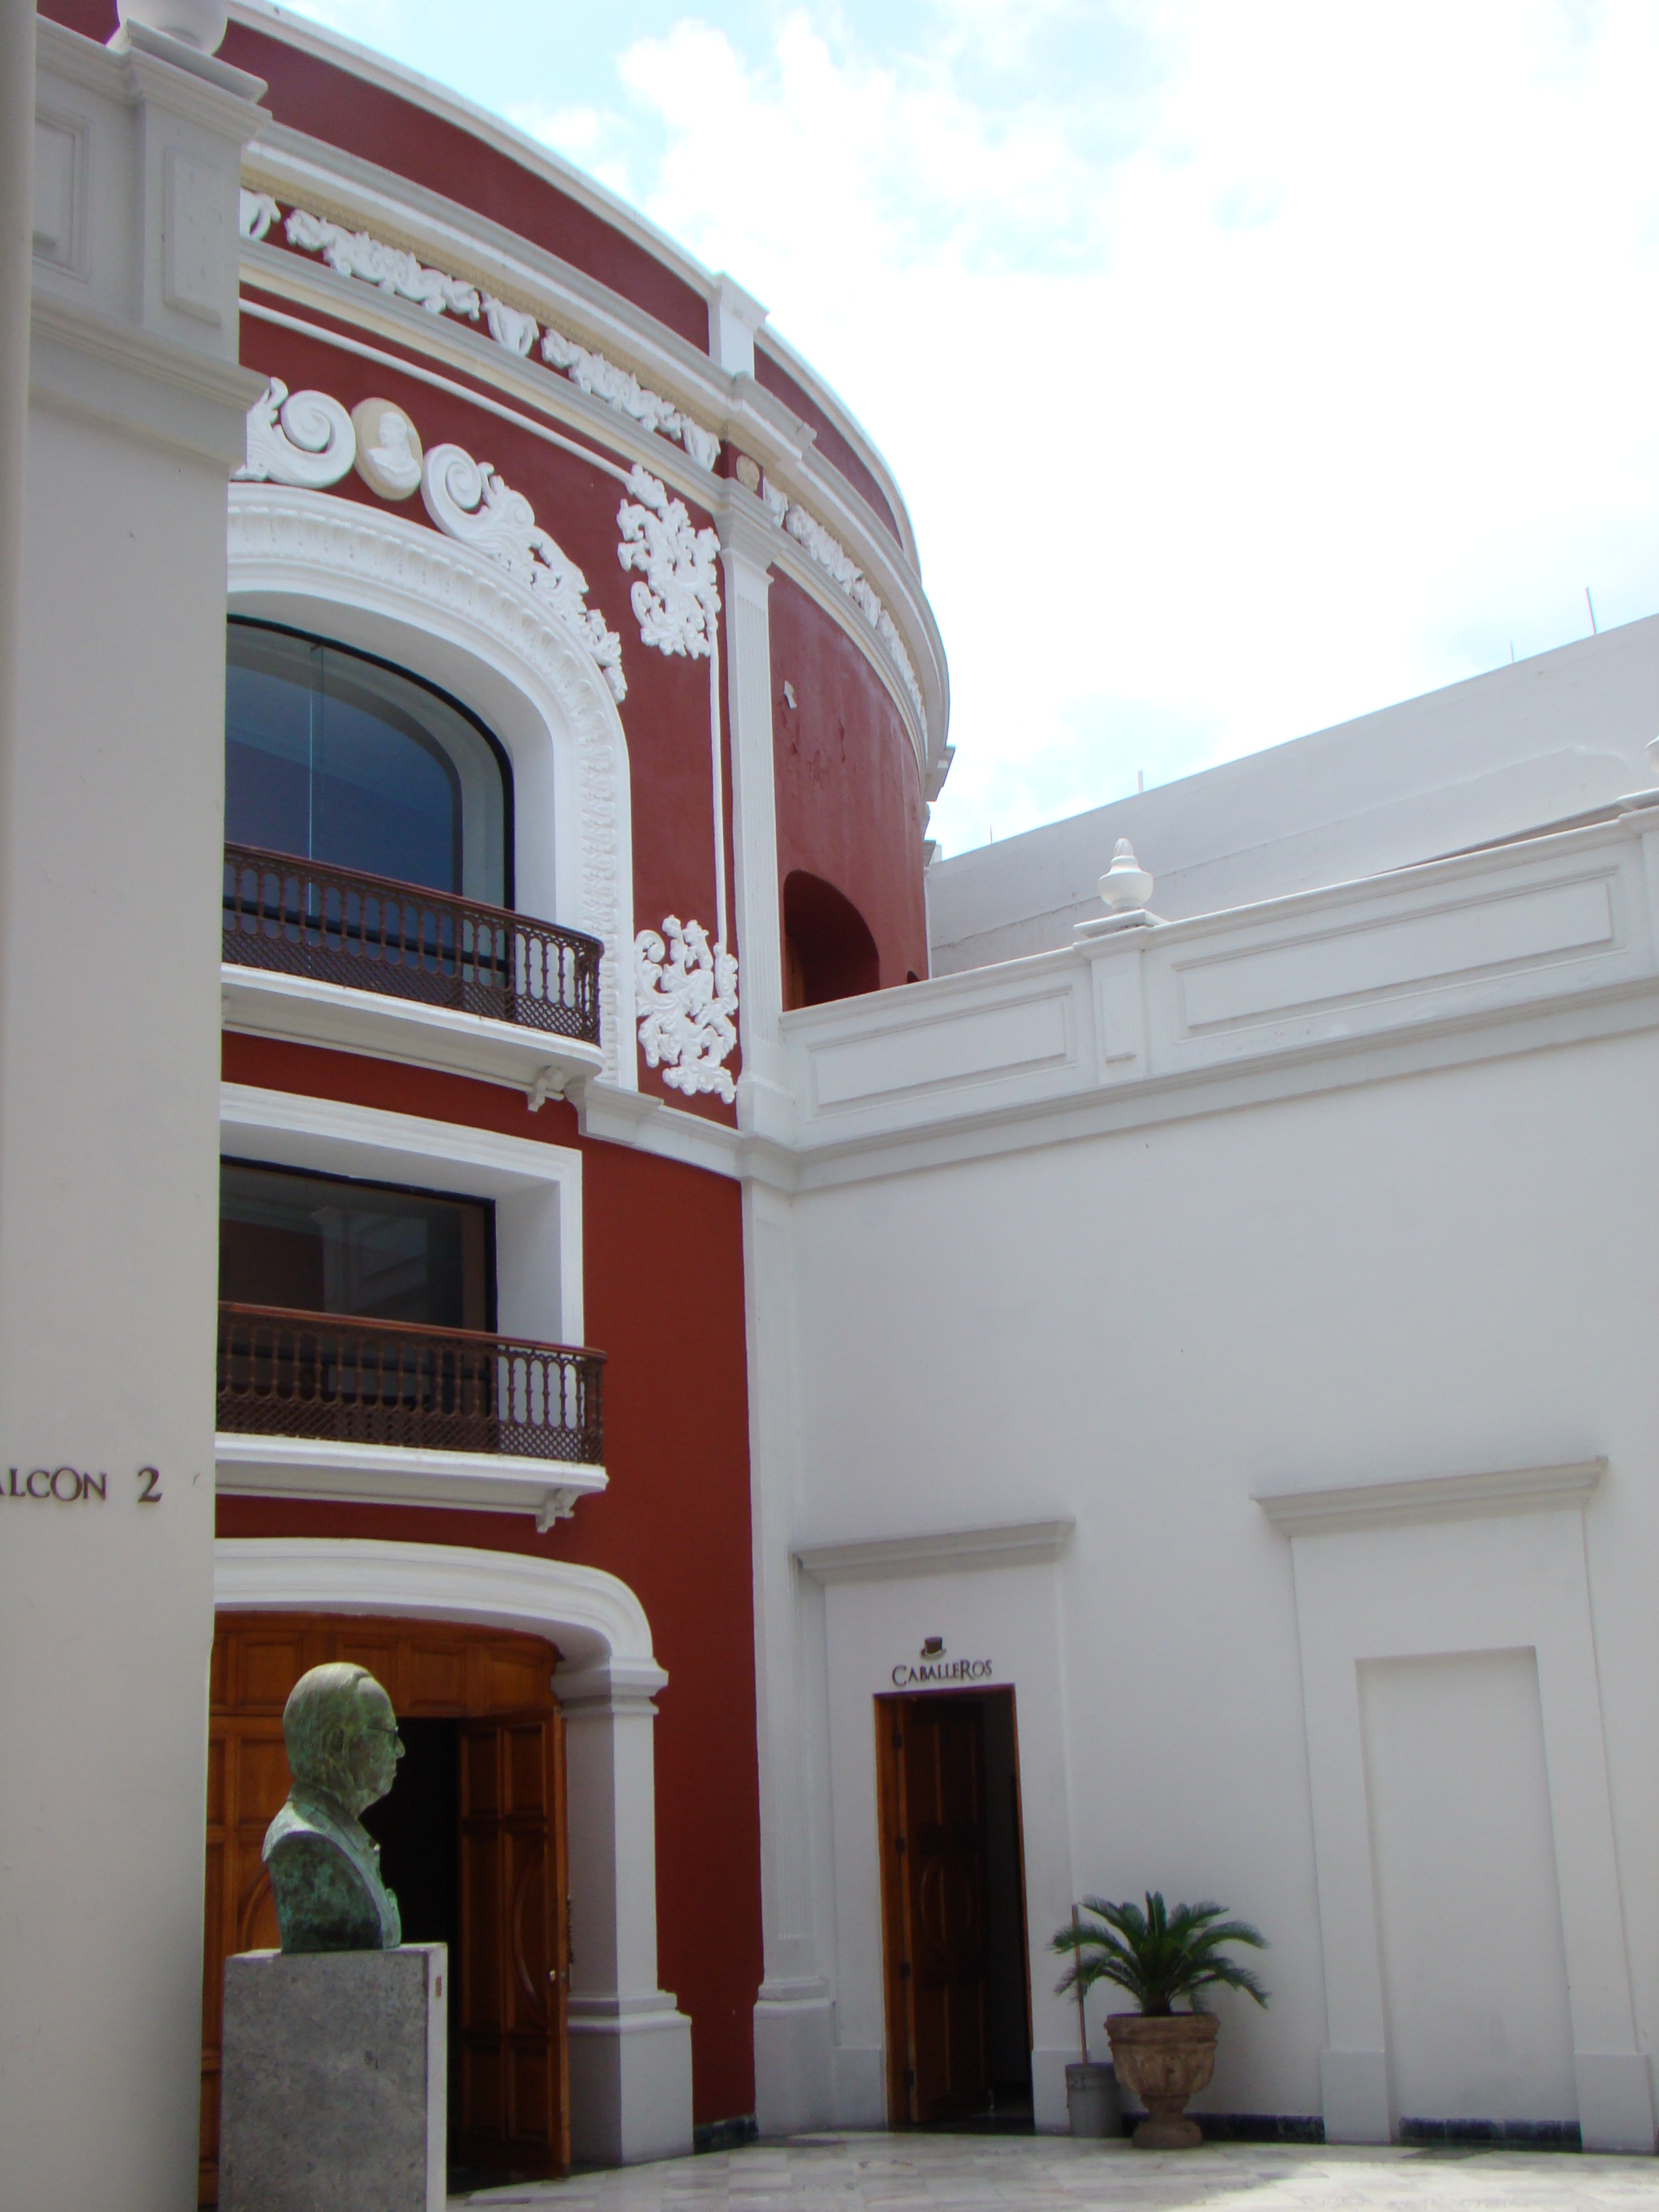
[213,1536,693,2165]
[1258,1462,1654,2154]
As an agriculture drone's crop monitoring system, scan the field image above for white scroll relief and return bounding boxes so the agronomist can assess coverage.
[616,467,720,659]
[239,190,280,242]
[284,207,482,321]
[237,379,356,489]
[634,919,739,1103]
[421,443,626,702]
[541,329,720,470]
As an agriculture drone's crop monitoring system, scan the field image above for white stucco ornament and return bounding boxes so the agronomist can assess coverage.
[483,298,539,356]
[634,919,739,1103]
[284,209,483,321]
[117,0,226,47]
[350,399,423,501]
[239,191,280,243]
[616,468,720,660]
[237,380,356,489]
[1099,839,1155,912]
[421,444,626,701]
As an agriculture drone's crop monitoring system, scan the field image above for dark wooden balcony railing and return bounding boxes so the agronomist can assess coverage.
[217,1304,605,1465]
[223,842,602,1043]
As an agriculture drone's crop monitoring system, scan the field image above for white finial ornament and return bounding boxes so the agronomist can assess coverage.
[1099,839,1154,912]
[116,0,228,48]
[1076,838,1160,939]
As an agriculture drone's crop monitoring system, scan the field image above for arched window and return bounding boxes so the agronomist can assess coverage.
[225,619,512,907]
[782,870,880,1008]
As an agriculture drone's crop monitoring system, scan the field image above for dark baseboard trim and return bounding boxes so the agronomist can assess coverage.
[695,2115,760,2154]
[1401,2118,1581,2152]
[1195,2114,1327,2144]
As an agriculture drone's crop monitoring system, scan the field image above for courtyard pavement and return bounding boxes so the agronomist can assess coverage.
[449,2133,1659,2212]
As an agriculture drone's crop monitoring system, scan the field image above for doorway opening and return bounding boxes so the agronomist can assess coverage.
[202,1614,569,2206]
[876,1687,1033,2128]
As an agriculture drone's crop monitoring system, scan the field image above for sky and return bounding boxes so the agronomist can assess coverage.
[276,0,1659,857]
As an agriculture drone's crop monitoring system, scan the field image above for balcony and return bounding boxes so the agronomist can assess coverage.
[220,843,606,1094]
[215,1302,607,1528]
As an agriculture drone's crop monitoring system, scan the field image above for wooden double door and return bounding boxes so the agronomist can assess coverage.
[201,1614,569,2205]
[876,1689,1033,2125]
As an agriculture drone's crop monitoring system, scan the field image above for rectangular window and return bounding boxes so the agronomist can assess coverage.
[219,1160,493,1332]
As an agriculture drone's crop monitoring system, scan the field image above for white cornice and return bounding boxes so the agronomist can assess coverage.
[30,291,266,465]
[794,1518,1076,1582]
[1254,1460,1606,1537]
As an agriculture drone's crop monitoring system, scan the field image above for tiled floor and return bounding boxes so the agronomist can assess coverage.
[450,2133,1659,2211]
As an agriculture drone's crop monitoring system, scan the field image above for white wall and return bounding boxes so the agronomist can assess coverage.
[928,615,1659,973]
[781,1024,1659,2135]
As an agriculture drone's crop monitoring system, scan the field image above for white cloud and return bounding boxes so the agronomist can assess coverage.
[573,2,1659,851]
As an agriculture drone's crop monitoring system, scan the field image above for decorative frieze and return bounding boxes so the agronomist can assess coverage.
[283,206,483,321]
[634,919,739,1103]
[421,443,626,701]
[541,329,721,470]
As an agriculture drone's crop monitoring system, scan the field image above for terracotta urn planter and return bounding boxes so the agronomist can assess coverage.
[1105,2012,1218,2148]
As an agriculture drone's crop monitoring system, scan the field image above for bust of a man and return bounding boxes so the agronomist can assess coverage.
[264,1662,404,1952]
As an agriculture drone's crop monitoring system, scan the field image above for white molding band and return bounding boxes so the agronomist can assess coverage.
[795,1517,1076,1584]
[1255,1460,1607,1538]
[226,482,637,1084]
[213,1534,653,1666]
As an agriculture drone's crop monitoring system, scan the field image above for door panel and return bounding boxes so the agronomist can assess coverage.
[201,1615,562,2206]
[457,1710,569,2175]
[878,1693,994,2123]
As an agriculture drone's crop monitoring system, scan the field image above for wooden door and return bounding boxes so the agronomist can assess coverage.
[201,1614,563,2206]
[877,1694,991,2122]
[457,1711,570,2175]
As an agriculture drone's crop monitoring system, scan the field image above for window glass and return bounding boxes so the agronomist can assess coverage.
[219,1161,493,1332]
[224,622,509,905]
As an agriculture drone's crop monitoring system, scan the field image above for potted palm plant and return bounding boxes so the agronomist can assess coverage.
[1052,1892,1269,2148]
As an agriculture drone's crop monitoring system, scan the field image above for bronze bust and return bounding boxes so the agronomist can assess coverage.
[264,1662,405,1952]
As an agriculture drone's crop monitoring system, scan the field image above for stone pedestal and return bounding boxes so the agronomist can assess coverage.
[220,1944,447,2212]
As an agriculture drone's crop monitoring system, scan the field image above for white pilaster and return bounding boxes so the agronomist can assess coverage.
[0,24,264,2212]
[742,1179,836,2130]
[708,272,766,380]
[557,1657,695,2164]
[719,507,794,1145]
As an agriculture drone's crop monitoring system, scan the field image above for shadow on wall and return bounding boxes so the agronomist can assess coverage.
[783,870,879,1008]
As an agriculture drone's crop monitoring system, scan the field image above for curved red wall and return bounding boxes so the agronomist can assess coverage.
[771,573,928,991]
[217,1034,762,2128]
[237,308,740,1118]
